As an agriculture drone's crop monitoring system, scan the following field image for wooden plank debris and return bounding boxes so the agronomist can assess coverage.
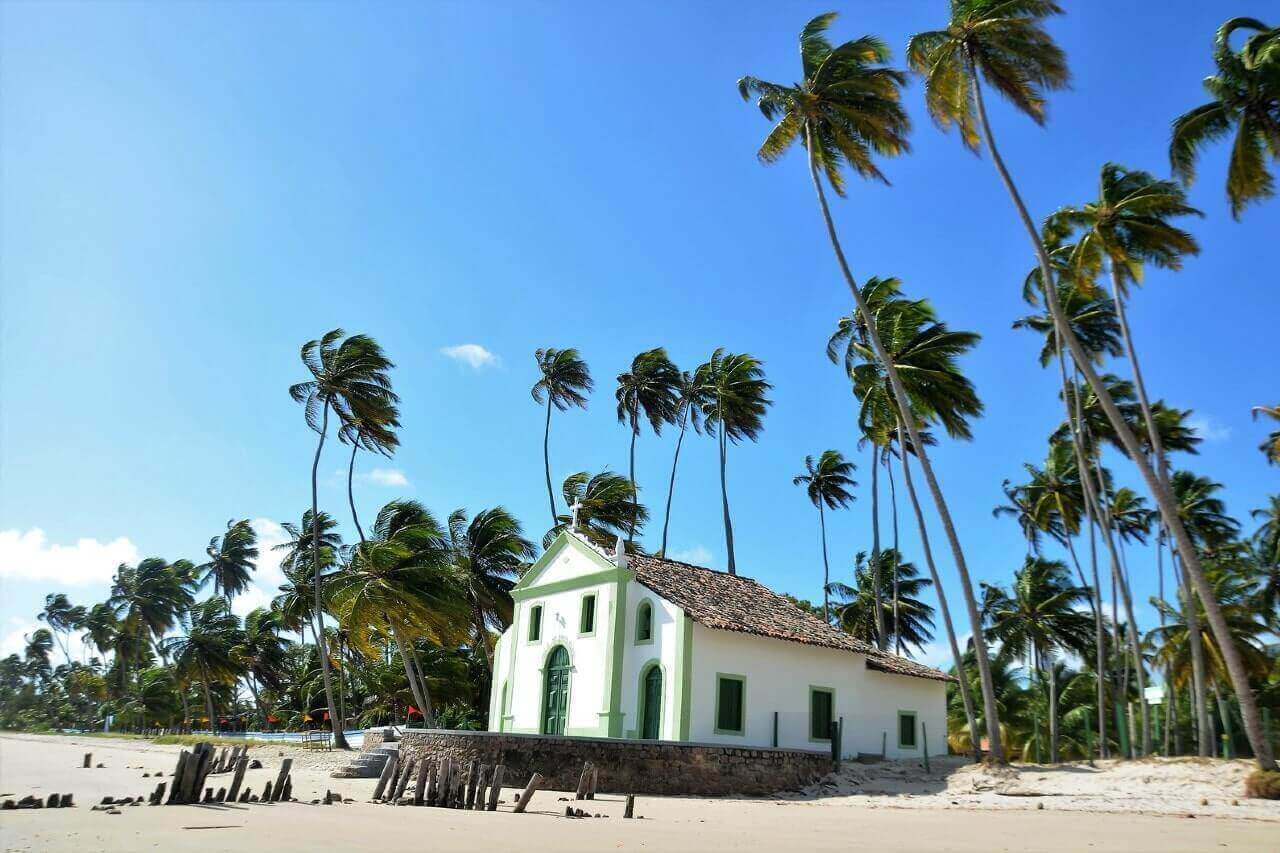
[512,772,543,814]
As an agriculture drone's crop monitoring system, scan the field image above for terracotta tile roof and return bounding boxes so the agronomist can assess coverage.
[865,653,954,682]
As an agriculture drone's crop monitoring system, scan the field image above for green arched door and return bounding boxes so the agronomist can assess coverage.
[640,665,662,740]
[541,646,570,735]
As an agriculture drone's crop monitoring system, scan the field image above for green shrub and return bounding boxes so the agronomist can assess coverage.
[1244,770,1280,800]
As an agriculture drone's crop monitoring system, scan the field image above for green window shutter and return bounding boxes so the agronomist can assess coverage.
[636,603,652,642]
[528,605,542,642]
[716,676,743,733]
[810,690,833,740]
[898,711,917,748]
[579,595,596,634]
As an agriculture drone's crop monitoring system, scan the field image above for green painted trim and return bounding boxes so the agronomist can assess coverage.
[897,710,919,750]
[633,598,654,645]
[808,685,835,743]
[600,578,629,737]
[512,568,628,601]
[713,672,747,736]
[577,591,598,637]
[675,615,693,740]
[512,531,615,592]
[526,604,544,642]
[635,658,665,740]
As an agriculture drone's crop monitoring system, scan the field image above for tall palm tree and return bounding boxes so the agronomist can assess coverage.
[199,519,259,599]
[694,349,772,574]
[23,629,53,681]
[531,348,593,527]
[982,557,1093,763]
[829,549,935,654]
[793,450,857,621]
[1170,17,1280,219]
[163,597,244,733]
[338,392,401,545]
[545,470,648,551]
[659,371,704,556]
[290,329,397,748]
[908,1,1275,770]
[233,607,289,728]
[109,558,194,698]
[446,507,535,674]
[38,594,83,667]
[327,500,468,723]
[615,348,680,543]
[1253,404,1280,465]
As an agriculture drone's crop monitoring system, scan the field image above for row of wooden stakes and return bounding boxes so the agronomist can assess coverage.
[372,753,547,813]
[160,742,292,806]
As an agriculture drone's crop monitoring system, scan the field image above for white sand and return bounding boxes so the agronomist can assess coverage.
[1,732,1276,852]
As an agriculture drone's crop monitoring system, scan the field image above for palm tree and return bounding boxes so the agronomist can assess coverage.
[1253,405,1280,465]
[1251,496,1280,626]
[908,1,1275,770]
[545,470,647,550]
[163,597,244,733]
[694,349,772,574]
[109,558,194,698]
[793,450,857,621]
[290,329,397,748]
[829,550,935,654]
[199,519,259,598]
[23,629,53,681]
[327,500,468,723]
[446,507,535,674]
[531,348,593,527]
[615,348,680,543]
[659,371,704,556]
[982,557,1093,763]
[38,594,83,667]
[233,607,289,728]
[1170,17,1280,219]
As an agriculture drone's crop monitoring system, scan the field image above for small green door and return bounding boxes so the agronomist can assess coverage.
[541,646,570,735]
[640,665,662,739]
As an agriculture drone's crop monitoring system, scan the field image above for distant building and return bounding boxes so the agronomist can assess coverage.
[488,530,949,758]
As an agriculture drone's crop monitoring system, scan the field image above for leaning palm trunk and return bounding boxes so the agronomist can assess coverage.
[389,622,431,723]
[1176,550,1213,755]
[806,127,1003,759]
[659,409,689,555]
[628,398,639,544]
[887,451,902,654]
[308,402,349,749]
[967,67,1275,771]
[818,502,831,622]
[716,396,738,575]
[346,443,367,543]
[543,397,557,527]
[897,418,981,761]
[1053,334,1108,756]
[869,441,885,647]
[1047,656,1059,763]
[199,663,217,734]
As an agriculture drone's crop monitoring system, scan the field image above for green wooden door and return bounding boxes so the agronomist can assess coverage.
[640,665,662,740]
[541,646,570,735]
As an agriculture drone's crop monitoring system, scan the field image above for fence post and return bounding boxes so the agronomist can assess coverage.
[922,723,930,774]
[772,711,778,748]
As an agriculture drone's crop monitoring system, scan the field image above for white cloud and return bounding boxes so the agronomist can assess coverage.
[2,617,94,662]
[440,343,499,370]
[0,528,139,585]
[1188,414,1231,442]
[668,544,714,567]
[366,468,410,488]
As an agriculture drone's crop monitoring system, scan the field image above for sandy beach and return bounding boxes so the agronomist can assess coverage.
[1,732,1277,852]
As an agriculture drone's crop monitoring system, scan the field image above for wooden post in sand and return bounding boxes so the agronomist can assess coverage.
[271,758,293,803]
[166,752,189,804]
[472,765,489,810]
[486,765,503,811]
[373,754,398,801]
[425,758,441,806]
[586,766,598,800]
[463,761,478,809]
[413,758,429,805]
[83,753,92,768]
[227,757,248,803]
[575,762,593,800]
[434,758,451,806]
[922,724,930,774]
[623,794,635,819]
[512,772,543,814]
[394,760,414,802]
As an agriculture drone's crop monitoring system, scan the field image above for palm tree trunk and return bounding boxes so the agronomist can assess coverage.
[248,676,267,730]
[474,604,494,674]
[1113,531,1152,755]
[628,400,639,544]
[543,397,557,527]
[887,451,902,655]
[346,442,367,544]
[869,441,885,648]
[898,420,981,762]
[1175,550,1213,755]
[1158,530,1175,755]
[200,664,217,734]
[717,398,737,575]
[390,622,430,724]
[179,683,191,733]
[805,124,1003,760]
[660,412,688,556]
[1053,344,1107,757]
[969,60,1275,771]
[309,401,349,749]
[410,645,435,723]
[1213,680,1234,758]
[818,502,830,623]
[1048,656,1059,763]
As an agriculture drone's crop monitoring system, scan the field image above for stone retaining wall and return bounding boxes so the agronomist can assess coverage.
[396,729,833,796]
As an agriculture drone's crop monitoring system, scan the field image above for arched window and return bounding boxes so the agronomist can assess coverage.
[635,601,653,643]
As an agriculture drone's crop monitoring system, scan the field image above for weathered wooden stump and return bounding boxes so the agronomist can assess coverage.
[271,758,293,803]
[586,766,598,800]
[238,788,251,803]
[216,787,227,803]
[472,765,489,811]
[623,794,635,819]
[262,780,274,803]
[46,794,61,808]
[486,765,504,811]
[59,793,73,808]
[226,757,247,803]
[281,776,292,802]
[413,758,429,806]
[83,753,92,769]
[575,762,593,800]
[512,773,543,814]
[372,754,398,801]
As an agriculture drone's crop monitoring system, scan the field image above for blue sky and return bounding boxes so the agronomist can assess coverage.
[2,1,1276,668]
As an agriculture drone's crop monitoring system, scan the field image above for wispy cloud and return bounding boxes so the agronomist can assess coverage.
[440,344,499,370]
[366,468,410,487]
[2,616,93,660]
[669,544,714,567]
[0,528,139,585]
[1188,414,1231,442]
